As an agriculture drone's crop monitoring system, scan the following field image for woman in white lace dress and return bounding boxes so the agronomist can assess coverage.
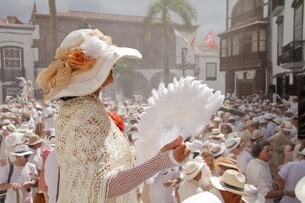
[36,29,190,203]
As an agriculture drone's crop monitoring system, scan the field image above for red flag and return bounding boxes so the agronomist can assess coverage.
[204,31,216,48]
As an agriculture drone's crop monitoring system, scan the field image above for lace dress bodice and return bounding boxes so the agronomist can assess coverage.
[55,96,176,203]
[56,96,136,203]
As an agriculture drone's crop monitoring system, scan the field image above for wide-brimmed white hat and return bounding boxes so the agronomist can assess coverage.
[210,128,224,139]
[37,29,142,100]
[225,137,241,152]
[181,159,204,180]
[2,123,16,133]
[10,144,33,156]
[182,191,222,203]
[295,176,305,202]
[203,142,226,158]
[210,169,253,197]
[242,184,265,203]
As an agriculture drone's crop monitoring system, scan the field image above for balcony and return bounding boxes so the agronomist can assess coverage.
[281,41,305,69]
[271,0,284,17]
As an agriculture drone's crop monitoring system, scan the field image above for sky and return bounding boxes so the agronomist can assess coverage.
[0,0,227,43]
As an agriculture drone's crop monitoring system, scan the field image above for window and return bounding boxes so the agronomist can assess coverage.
[227,38,232,57]
[206,62,217,81]
[232,35,240,55]
[221,39,227,57]
[259,29,266,51]
[1,46,23,81]
[277,16,284,62]
[293,2,303,41]
[244,31,258,53]
[3,47,22,69]
[252,31,258,52]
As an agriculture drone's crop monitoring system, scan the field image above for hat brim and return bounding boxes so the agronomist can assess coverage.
[51,47,142,100]
[212,143,226,158]
[210,176,252,197]
[182,191,222,203]
[226,138,241,151]
[181,162,204,180]
[11,151,33,156]
[242,193,265,203]
[26,140,43,146]
[295,176,305,202]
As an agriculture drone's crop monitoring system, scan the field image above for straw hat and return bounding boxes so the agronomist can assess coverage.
[242,184,265,203]
[295,176,305,203]
[280,121,295,132]
[203,142,226,158]
[216,156,240,172]
[225,137,241,152]
[10,144,33,156]
[37,29,142,100]
[251,130,263,141]
[210,128,225,139]
[2,123,16,133]
[181,159,204,180]
[182,191,222,203]
[210,169,253,197]
[26,134,44,146]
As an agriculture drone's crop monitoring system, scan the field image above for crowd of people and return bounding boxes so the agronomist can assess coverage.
[0,28,304,203]
[0,87,304,203]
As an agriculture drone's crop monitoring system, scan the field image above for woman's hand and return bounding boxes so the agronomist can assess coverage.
[160,136,190,163]
[10,182,21,191]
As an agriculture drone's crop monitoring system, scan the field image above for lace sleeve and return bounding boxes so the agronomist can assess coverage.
[106,150,177,198]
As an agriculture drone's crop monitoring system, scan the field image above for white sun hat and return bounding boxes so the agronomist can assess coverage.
[182,191,222,203]
[295,176,305,203]
[242,184,265,203]
[10,144,33,156]
[181,159,204,181]
[37,29,142,101]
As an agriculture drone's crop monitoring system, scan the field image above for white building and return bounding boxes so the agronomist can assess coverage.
[270,0,304,101]
[0,16,38,103]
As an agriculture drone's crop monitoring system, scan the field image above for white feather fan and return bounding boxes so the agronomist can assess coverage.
[134,77,224,165]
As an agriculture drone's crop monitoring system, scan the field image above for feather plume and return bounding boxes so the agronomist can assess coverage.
[134,77,224,165]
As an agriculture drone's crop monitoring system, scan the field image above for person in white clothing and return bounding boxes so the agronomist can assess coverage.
[44,150,59,203]
[178,159,205,201]
[146,167,180,203]
[277,148,305,203]
[246,141,287,203]
[0,145,38,203]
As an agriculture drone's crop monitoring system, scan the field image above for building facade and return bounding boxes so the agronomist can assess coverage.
[219,0,270,98]
[270,0,304,101]
[0,17,37,103]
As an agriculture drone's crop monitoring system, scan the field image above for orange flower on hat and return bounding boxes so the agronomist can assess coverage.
[68,48,95,70]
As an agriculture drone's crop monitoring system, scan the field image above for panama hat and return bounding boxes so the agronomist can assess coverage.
[26,134,44,146]
[182,191,222,203]
[242,184,265,203]
[10,144,33,156]
[210,169,253,197]
[251,130,263,141]
[216,157,240,172]
[225,137,241,152]
[295,176,305,203]
[210,128,225,139]
[203,142,226,158]
[181,159,204,180]
[37,29,142,100]
[280,121,295,132]
[2,123,16,133]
